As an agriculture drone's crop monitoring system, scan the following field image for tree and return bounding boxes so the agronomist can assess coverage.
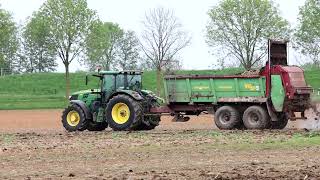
[295,0,320,68]
[0,8,18,73]
[206,0,289,70]
[140,7,190,96]
[22,12,57,73]
[40,0,96,98]
[85,21,123,71]
[117,30,140,70]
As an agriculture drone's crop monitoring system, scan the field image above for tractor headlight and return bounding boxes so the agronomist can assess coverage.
[69,96,72,100]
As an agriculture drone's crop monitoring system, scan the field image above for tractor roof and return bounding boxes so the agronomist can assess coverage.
[98,70,143,75]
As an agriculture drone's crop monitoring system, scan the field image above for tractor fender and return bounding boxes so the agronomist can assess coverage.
[70,100,92,120]
[109,90,144,101]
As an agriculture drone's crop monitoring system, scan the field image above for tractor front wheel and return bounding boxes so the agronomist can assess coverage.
[106,95,143,131]
[61,104,88,132]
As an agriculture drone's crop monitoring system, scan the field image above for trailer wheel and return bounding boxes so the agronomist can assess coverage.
[214,106,241,130]
[270,113,288,129]
[243,106,270,129]
[106,95,143,131]
[61,104,88,132]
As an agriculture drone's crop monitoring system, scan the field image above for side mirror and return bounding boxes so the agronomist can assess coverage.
[85,75,88,86]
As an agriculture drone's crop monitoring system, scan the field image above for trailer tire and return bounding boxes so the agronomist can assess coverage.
[62,104,88,132]
[214,106,241,130]
[270,114,288,129]
[106,95,143,131]
[243,106,270,129]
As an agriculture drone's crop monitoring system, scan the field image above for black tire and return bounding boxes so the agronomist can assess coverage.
[106,95,143,131]
[132,122,157,131]
[243,106,270,130]
[61,104,88,132]
[270,114,288,129]
[87,121,108,131]
[132,115,160,131]
[132,100,161,131]
[214,106,241,130]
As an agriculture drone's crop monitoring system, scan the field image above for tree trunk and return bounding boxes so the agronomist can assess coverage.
[156,68,162,97]
[243,62,251,71]
[64,63,70,99]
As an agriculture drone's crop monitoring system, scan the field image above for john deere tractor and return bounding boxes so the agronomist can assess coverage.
[61,71,161,132]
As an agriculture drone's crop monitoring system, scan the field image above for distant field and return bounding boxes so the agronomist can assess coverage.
[0,68,319,110]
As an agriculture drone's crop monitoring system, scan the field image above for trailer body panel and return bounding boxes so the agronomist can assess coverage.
[271,75,285,112]
[164,76,266,104]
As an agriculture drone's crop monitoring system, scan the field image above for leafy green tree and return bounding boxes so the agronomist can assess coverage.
[22,12,57,73]
[85,21,123,71]
[117,30,140,70]
[0,8,18,73]
[40,0,96,98]
[206,0,289,70]
[295,0,320,68]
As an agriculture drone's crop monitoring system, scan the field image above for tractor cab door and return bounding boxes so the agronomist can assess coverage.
[103,74,117,98]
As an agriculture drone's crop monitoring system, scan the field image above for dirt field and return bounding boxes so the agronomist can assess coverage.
[1,110,320,179]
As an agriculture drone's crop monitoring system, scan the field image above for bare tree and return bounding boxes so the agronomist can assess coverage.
[140,7,190,96]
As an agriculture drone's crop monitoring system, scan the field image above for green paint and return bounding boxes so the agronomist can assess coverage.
[271,75,285,112]
[164,77,266,103]
[68,71,156,123]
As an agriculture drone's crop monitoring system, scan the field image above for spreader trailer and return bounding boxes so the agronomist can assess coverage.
[61,40,314,131]
[149,40,313,130]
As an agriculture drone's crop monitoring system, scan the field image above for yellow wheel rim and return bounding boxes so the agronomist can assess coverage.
[112,103,130,124]
[66,110,80,126]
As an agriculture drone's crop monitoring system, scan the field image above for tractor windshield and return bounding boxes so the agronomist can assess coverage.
[102,73,142,92]
[127,74,142,89]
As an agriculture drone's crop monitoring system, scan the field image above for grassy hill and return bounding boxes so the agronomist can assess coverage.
[0,68,319,110]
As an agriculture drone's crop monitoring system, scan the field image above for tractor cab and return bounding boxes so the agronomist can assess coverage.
[98,71,143,93]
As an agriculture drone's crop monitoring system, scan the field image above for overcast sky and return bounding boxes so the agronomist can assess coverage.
[2,0,306,72]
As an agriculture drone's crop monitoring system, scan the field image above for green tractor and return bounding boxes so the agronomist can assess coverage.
[61,71,161,132]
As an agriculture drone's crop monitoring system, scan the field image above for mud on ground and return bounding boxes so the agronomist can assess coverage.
[0,110,320,179]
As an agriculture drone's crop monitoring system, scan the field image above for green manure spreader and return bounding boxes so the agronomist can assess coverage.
[62,40,314,131]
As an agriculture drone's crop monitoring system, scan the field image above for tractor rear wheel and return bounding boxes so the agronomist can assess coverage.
[132,100,161,131]
[106,95,143,131]
[214,106,241,130]
[243,106,270,129]
[132,115,160,131]
[62,104,88,132]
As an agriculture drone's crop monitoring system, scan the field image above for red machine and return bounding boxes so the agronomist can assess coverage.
[260,40,312,121]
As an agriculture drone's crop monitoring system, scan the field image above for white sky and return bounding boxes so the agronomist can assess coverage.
[1,0,306,72]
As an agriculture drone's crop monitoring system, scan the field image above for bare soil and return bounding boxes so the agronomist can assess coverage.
[1,109,320,179]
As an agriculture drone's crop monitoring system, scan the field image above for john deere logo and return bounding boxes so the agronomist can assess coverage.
[245,84,260,91]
